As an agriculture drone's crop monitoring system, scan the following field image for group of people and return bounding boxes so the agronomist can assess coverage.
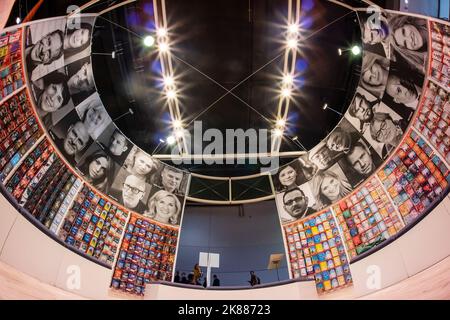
[174,265,221,287]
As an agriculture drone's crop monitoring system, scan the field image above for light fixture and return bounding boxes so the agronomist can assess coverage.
[159,42,169,53]
[166,89,177,99]
[273,128,283,137]
[163,75,174,87]
[292,136,298,141]
[281,88,292,98]
[276,119,286,127]
[323,103,328,110]
[16,17,21,25]
[288,23,299,34]
[143,35,155,47]
[282,74,294,85]
[175,129,184,138]
[157,27,167,37]
[338,48,343,56]
[173,119,182,128]
[351,45,361,56]
[287,38,298,49]
[166,136,176,145]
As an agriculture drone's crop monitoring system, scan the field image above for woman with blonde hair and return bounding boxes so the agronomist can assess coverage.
[144,190,181,225]
[311,170,352,210]
[360,54,390,98]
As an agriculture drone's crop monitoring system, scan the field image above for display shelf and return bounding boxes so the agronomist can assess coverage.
[110,213,179,296]
[332,177,404,261]
[0,86,25,106]
[377,129,450,226]
[0,28,24,102]
[283,209,353,294]
[57,185,130,267]
[414,80,450,166]
[429,21,450,89]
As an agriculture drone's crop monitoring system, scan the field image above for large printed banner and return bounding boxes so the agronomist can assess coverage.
[23,15,191,230]
[273,11,429,225]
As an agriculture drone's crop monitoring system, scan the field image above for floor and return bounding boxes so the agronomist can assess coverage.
[0,256,449,299]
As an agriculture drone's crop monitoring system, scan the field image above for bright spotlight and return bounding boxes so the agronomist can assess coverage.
[282,74,294,85]
[287,38,298,49]
[143,35,155,47]
[157,27,167,37]
[273,128,283,137]
[338,48,343,56]
[173,120,182,128]
[159,42,169,53]
[281,88,292,98]
[16,17,21,25]
[351,45,361,56]
[276,119,286,127]
[323,103,328,110]
[166,136,176,145]
[166,89,176,99]
[175,129,184,138]
[164,76,174,87]
[288,23,299,34]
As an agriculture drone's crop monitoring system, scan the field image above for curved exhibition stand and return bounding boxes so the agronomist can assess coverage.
[0,0,449,298]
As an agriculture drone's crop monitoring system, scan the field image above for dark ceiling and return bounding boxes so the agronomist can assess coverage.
[6,0,390,177]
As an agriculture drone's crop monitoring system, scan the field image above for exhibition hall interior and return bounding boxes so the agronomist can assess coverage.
[0,0,449,300]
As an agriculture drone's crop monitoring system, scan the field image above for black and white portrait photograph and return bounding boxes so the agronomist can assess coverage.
[108,169,151,214]
[75,142,116,194]
[122,146,160,183]
[152,163,190,196]
[24,18,66,82]
[360,51,390,98]
[275,183,316,224]
[63,16,95,65]
[359,11,429,73]
[142,188,184,226]
[309,163,352,211]
[272,159,309,193]
[75,92,112,140]
[307,141,342,172]
[48,109,93,165]
[65,56,95,106]
[97,124,132,165]
[338,138,382,187]
[30,68,74,129]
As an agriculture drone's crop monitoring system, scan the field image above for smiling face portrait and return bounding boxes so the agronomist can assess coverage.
[132,150,157,178]
[345,142,374,176]
[369,112,403,147]
[64,23,92,56]
[146,190,182,225]
[362,16,389,45]
[278,165,297,188]
[38,73,70,113]
[30,30,64,65]
[109,130,129,156]
[386,74,418,105]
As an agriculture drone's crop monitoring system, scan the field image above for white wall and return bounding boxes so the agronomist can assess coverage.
[0,192,449,299]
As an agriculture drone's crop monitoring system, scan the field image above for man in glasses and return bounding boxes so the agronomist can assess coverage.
[282,187,315,221]
[120,174,147,212]
[369,112,405,158]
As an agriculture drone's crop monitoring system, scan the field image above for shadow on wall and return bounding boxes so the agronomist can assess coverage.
[175,201,289,287]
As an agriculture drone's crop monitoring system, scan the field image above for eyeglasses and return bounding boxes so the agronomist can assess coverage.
[123,183,144,195]
[374,120,387,141]
[284,196,304,206]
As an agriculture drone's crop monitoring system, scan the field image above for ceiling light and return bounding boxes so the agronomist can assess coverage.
[159,42,169,53]
[166,136,176,145]
[287,39,298,49]
[16,17,21,25]
[173,120,182,128]
[338,48,342,56]
[323,103,328,110]
[143,35,155,47]
[288,23,299,34]
[166,90,177,100]
[164,76,174,87]
[281,88,292,98]
[157,27,167,37]
[351,45,361,56]
[276,119,286,127]
[273,128,283,137]
[292,136,298,141]
[282,74,294,85]
[175,129,184,138]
